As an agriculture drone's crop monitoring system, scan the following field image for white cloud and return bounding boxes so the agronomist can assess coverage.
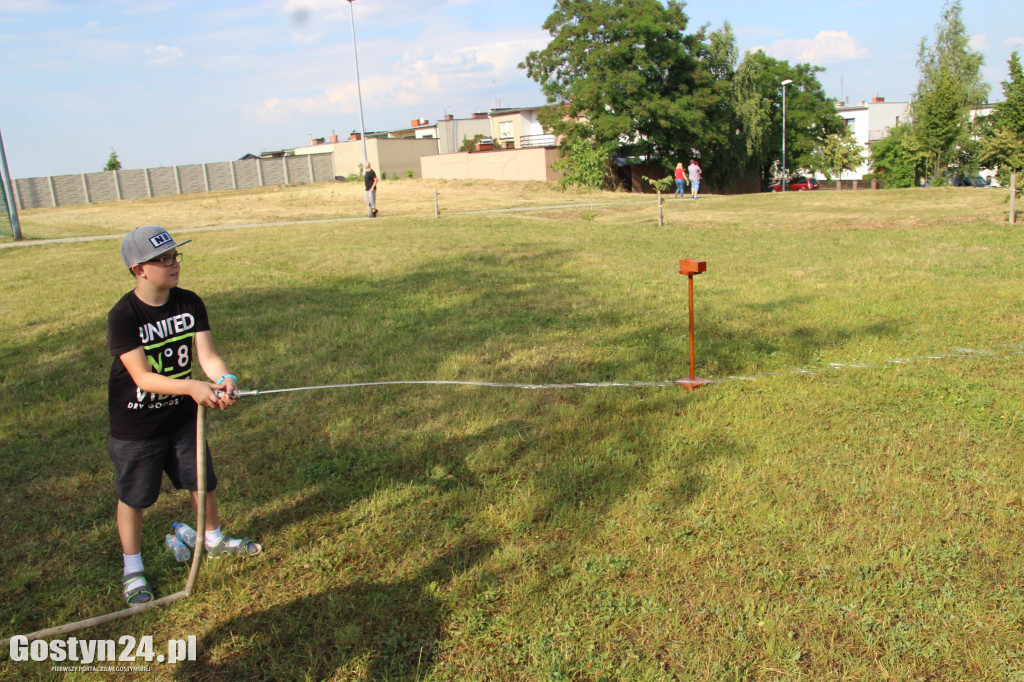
[766,30,870,65]
[244,29,548,126]
[970,33,989,51]
[290,31,324,46]
[144,44,184,64]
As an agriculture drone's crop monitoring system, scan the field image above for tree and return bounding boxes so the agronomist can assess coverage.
[459,134,489,153]
[996,51,1024,139]
[521,1,842,192]
[727,51,844,187]
[693,22,752,192]
[641,173,674,226]
[980,52,1024,194]
[104,149,122,172]
[870,121,929,188]
[911,0,988,177]
[550,135,615,215]
[520,0,713,163]
[808,126,864,187]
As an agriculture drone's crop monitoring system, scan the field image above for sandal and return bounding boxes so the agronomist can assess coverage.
[122,572,154,605]
[206,536,262,558]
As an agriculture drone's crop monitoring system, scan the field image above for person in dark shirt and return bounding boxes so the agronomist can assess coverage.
[364,162,378,217]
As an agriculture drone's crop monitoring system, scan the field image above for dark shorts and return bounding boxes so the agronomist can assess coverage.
[109,420,218,509]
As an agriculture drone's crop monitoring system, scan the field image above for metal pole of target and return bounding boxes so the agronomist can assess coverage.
[675,259,712,390]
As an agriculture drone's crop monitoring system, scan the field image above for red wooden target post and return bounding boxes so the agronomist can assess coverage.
[675,259,712,390]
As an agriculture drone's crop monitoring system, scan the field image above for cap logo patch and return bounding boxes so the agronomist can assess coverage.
[149,232,172,248]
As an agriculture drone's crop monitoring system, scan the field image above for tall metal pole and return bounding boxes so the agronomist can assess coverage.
[781,79,793,193]
[346,0,372,218]
[0,125,24,240]
[347,0,368,166]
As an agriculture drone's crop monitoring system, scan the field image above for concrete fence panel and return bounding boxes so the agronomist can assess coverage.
[84,172,118,203]
[207,162,235,192]
[234,159,260,189]
[177,164,207,194]
[119,169,151,200]
[14,176,55,209]
[261,158,285,187]
[53,174,87,206]
[12,152,343,209]
[147,167,178,198]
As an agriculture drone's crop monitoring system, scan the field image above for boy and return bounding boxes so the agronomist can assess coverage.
[108,225,260,605]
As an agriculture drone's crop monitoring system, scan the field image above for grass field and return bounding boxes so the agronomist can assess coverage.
[2,180,1023,680]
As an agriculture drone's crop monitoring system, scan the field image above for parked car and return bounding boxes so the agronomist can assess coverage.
[921,170,990,187]
[769,177,819,192]
[951,174,988,187]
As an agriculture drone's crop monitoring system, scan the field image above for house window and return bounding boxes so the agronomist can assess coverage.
[844,118,856,129]
[499,121,514,139]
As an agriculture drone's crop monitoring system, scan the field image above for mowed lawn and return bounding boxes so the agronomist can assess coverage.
[2,181,1023,680]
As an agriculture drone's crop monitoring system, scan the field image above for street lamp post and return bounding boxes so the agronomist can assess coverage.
[781,79,793,193]
[346,0,372,217]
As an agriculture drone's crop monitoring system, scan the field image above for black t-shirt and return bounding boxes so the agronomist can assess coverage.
[107,288,211,440]
[364,169,377,190]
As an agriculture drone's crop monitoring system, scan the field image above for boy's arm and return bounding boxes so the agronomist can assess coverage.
[195,330,238,408]
[120,346,226,409]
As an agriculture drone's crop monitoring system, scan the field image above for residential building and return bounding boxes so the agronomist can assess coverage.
[490,106,557,150]
[823,96,910,182]
[387,113,494,155]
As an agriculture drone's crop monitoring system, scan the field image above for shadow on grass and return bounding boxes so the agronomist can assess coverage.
[0,243,873,664]
[177,537,497,681]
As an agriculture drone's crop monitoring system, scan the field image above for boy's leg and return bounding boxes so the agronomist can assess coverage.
[116,501,145,555]
[109,435,165,603]
[168,422,258,556]
[190,489,220,532]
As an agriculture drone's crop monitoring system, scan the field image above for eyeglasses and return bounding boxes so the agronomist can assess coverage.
[145,252,183,267]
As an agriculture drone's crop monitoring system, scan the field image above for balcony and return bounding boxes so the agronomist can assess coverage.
[519,134,558,149]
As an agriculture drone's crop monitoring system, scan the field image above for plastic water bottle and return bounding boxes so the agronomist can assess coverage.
[165,534,192,562]
[172,522,197,548]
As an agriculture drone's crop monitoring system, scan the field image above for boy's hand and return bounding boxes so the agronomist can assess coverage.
[189,380,228,409]
[214,377,238,410]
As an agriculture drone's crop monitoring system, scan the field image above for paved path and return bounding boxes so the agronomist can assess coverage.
[0,198,662,250]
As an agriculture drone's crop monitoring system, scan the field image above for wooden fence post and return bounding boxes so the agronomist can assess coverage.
[1011,171,1017,225]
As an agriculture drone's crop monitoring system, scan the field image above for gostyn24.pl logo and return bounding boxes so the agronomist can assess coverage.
[9,634,197,665]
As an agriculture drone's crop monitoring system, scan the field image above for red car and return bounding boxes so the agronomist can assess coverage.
[769,177,820,192]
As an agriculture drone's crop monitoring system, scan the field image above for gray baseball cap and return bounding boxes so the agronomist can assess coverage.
[121,225,192,268]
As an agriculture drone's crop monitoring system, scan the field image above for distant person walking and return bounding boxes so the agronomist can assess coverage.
[674,163,686,198]
[687,159,702,199]
[364,162,378,217]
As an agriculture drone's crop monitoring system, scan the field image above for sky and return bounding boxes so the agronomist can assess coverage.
[1,0,1022,179]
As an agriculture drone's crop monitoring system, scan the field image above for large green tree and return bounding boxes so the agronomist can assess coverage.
[980,52,1024,190]
[870,121,929,188]
[694,21,762,192]
[521,1,843,192]
[727,51,843,187]
[996,51,1024,138]
[519,0,712,162]
[911,0,988,177]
